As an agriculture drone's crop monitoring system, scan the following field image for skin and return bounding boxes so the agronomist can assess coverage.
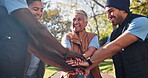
[66,7,140,78]
[105,7,127,26]
[71,13,96,59]
[28,1,43,20]
[11,2,84,71]
[72,13,87,33]
[67,13,98,75]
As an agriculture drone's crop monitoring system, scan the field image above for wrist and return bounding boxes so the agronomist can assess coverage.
[62,48,69,57]
[86,59,93,66]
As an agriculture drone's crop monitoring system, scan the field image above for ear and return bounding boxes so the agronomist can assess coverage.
[85,21,88,27]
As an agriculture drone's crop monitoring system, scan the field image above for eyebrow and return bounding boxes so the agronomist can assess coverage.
[106,7,114,12]
[33,7,43,9]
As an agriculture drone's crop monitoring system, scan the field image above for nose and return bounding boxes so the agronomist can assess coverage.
[37,9,43,15]
[74,19,79,25]
[107,13,111,19]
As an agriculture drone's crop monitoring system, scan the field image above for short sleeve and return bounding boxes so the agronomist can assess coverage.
[61,35,71,48]
[1,0,28,14]
[106,36,111,44]
[88,35,100,49]
[124,17,148,41]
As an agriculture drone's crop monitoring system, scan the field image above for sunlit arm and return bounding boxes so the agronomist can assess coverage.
[90,32,139,65]
[83,47,96,59]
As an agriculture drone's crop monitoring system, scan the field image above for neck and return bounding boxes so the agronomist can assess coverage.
[120,13,128,25]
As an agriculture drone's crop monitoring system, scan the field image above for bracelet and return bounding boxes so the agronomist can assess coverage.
[86,59,93,65]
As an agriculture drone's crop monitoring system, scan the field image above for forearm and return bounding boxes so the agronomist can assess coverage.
[86,62,100,70]
[90,33,139,64]
[11,8,68,55]
[90,42,121,63]
[83,47,96,59]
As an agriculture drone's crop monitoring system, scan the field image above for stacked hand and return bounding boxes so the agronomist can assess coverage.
[66,58,91,78]
[66,58,89,67]
[64,50,85,60]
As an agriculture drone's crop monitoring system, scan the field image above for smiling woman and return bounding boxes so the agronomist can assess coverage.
[25,0,46,78]
[27,0,44,20]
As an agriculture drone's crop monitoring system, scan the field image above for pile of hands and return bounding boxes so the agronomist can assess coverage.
[65,51,92,78]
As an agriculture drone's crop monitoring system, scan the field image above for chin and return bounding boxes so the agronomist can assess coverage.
[112,22,118,26]
[112,23,117,26]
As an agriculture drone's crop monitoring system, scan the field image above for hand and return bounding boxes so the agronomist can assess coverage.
[68,65,90,78]
[84,69,90,78]
[66,58,89,67]
[64,51,85,60]
[68,68,84,75]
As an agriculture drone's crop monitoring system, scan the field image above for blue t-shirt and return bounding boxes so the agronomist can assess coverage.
[107,17,148,43]
[0,0,28,14]
[125,17,148,41]
[61,35,100,49]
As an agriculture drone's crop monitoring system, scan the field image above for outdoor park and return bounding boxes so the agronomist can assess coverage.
[0,0,147,78]
[44,59,115,78]
[40,0,147,78]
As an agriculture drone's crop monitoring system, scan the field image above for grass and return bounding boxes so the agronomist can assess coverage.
[99,58,115,77]
[44,66,59,78]
[44,58,115,78]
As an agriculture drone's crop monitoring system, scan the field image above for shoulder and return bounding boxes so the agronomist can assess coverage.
[64,33,72,39]
[87,32,97,37]
[132,17,148,23]
[129,17,148,28]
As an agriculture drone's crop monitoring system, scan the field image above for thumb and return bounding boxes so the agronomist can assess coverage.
[84,74,87,78]
[84,72,89,78]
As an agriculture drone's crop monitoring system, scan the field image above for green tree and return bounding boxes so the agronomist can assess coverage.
[130,0,148,17]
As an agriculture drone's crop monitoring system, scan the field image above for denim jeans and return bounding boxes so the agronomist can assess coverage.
[76,74,93,78]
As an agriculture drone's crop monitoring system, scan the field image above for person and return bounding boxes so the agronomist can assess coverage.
[26,0,45,78]
[66,0,148,78]
[0,0,84,78]
[61,10,102,78]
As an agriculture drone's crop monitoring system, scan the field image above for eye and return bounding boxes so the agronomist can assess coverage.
[40,9,43,12]
[73,18,76,21]
[78,18,81,21]
[106,9,114,15]
[33,7,39,11]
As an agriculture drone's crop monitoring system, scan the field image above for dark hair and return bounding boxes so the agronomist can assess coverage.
[26,0,41,5]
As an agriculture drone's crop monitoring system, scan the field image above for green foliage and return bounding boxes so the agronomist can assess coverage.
[42,9,61,23]
[42,8,71,40]
[130,0,148,17]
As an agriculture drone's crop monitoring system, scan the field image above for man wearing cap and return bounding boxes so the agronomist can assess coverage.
[66,0,148,78]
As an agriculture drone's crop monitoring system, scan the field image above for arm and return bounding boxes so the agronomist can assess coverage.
[83,47,96,59]
[81,33,139,77]
[90,16,148,64]
[90,32,139,64]
[71,33,139,70]
[11,8,69,56]
[83,35,99,58]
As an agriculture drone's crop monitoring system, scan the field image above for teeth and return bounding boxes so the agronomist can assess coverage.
[75,26,80,27]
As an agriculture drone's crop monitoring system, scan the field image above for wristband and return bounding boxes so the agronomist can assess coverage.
[86,59,93,65]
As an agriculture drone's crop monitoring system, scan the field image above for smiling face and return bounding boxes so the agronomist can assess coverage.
[105,7,126,25]
[72,13,88,32]
[28,1,43,20]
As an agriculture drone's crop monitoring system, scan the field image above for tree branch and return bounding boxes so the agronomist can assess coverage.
[92,0,105,9]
